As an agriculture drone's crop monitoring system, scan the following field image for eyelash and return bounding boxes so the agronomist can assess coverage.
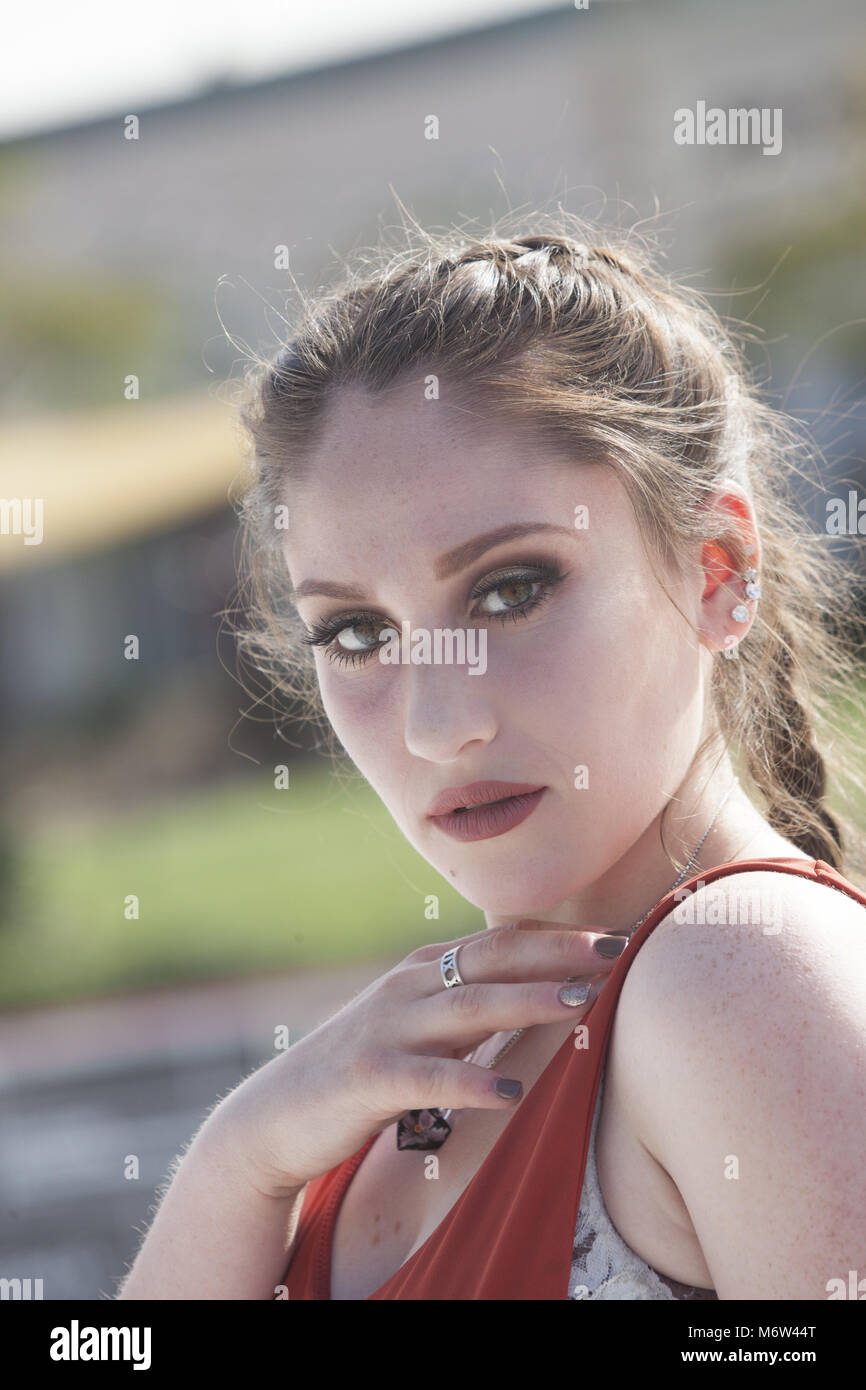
[300,558,568,668]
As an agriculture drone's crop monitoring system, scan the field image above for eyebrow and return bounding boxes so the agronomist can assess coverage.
[289,522,578,606]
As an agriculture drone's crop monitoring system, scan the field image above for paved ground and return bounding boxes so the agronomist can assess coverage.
[0,958,392,1300]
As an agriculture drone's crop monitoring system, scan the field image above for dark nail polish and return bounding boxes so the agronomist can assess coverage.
[494,1078,522,1098]
[594,934,628,958]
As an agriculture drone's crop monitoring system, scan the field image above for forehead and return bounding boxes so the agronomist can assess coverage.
[282,380,639,577]
[306,378,550,484]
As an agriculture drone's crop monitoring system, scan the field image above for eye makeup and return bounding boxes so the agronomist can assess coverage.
[299,555,570,667]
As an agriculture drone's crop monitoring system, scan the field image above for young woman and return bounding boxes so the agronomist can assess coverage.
[117,219,866,1300]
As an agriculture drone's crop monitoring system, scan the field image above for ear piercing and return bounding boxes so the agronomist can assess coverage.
[708,539,759,653]
[731,566,761,625]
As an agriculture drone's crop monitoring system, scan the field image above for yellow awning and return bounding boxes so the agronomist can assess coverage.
[0,391,252,572]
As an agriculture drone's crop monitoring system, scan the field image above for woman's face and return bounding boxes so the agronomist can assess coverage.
[282,380,711,917]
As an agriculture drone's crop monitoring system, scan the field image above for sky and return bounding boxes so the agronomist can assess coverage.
[0,0,567,141]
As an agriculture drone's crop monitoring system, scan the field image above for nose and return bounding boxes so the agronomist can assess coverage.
[402,658,499,763]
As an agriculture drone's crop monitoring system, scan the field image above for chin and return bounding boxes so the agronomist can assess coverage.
[443,859,581,918]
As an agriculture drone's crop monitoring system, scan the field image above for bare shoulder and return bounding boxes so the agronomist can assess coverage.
[609,864,866,1299]
[624,863,866,1005]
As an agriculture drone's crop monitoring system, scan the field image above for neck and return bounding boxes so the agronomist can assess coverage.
[483,751,778,936]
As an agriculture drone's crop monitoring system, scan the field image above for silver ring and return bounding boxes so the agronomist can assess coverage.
[440,945,465,988]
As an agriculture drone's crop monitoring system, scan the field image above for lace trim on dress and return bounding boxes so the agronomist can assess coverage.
[568,1067,717,1300]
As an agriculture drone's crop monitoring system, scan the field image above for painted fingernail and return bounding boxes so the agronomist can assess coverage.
[559,982,592,1007]
[594,935,628,958]
[495,1078,523,1098]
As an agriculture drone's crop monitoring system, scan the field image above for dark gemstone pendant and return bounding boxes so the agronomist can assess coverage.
[395,1107,452,1150]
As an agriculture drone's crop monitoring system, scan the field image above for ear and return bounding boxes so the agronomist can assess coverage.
[696,484,760,655]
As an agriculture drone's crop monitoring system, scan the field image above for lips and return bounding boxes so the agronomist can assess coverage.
[428,786,547,843]
[426,780,546,818]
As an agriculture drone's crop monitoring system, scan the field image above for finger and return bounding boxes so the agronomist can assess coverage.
[383,1050,548,1117]
[406,975,607,1050]
[403,920,628,997]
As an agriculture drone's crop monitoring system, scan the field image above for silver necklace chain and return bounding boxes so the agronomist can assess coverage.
[456,777,739,1088]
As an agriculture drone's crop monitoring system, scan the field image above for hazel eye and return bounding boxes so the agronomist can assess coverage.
[468,560,567,626]
[331,618,388,654]
[476,577,538,614]
[300,611,395,667]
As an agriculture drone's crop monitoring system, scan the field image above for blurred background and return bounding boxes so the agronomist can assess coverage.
[1,0,865,1299]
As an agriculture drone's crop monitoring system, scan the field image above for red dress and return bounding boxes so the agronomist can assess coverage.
[280,857,866,1299]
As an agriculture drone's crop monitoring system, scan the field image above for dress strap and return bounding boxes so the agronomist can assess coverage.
[632,856,860,943]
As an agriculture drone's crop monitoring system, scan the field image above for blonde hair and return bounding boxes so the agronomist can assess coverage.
[228,211,866,877]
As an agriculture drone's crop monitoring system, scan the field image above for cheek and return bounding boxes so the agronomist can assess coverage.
[500,596,631,711]
[316,659,398,766]
[517,589,696,760]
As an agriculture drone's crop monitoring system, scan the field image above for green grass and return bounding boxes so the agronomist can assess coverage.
[2,672,865,1011]
[0,765,484,1008]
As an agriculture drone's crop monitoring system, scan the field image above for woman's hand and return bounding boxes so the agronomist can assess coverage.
[214,920,626,1196]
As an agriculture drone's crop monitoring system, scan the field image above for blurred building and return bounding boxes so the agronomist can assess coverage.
[1,0,864,808]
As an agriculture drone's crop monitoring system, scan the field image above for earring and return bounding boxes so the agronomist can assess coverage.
[731,566,761,624]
